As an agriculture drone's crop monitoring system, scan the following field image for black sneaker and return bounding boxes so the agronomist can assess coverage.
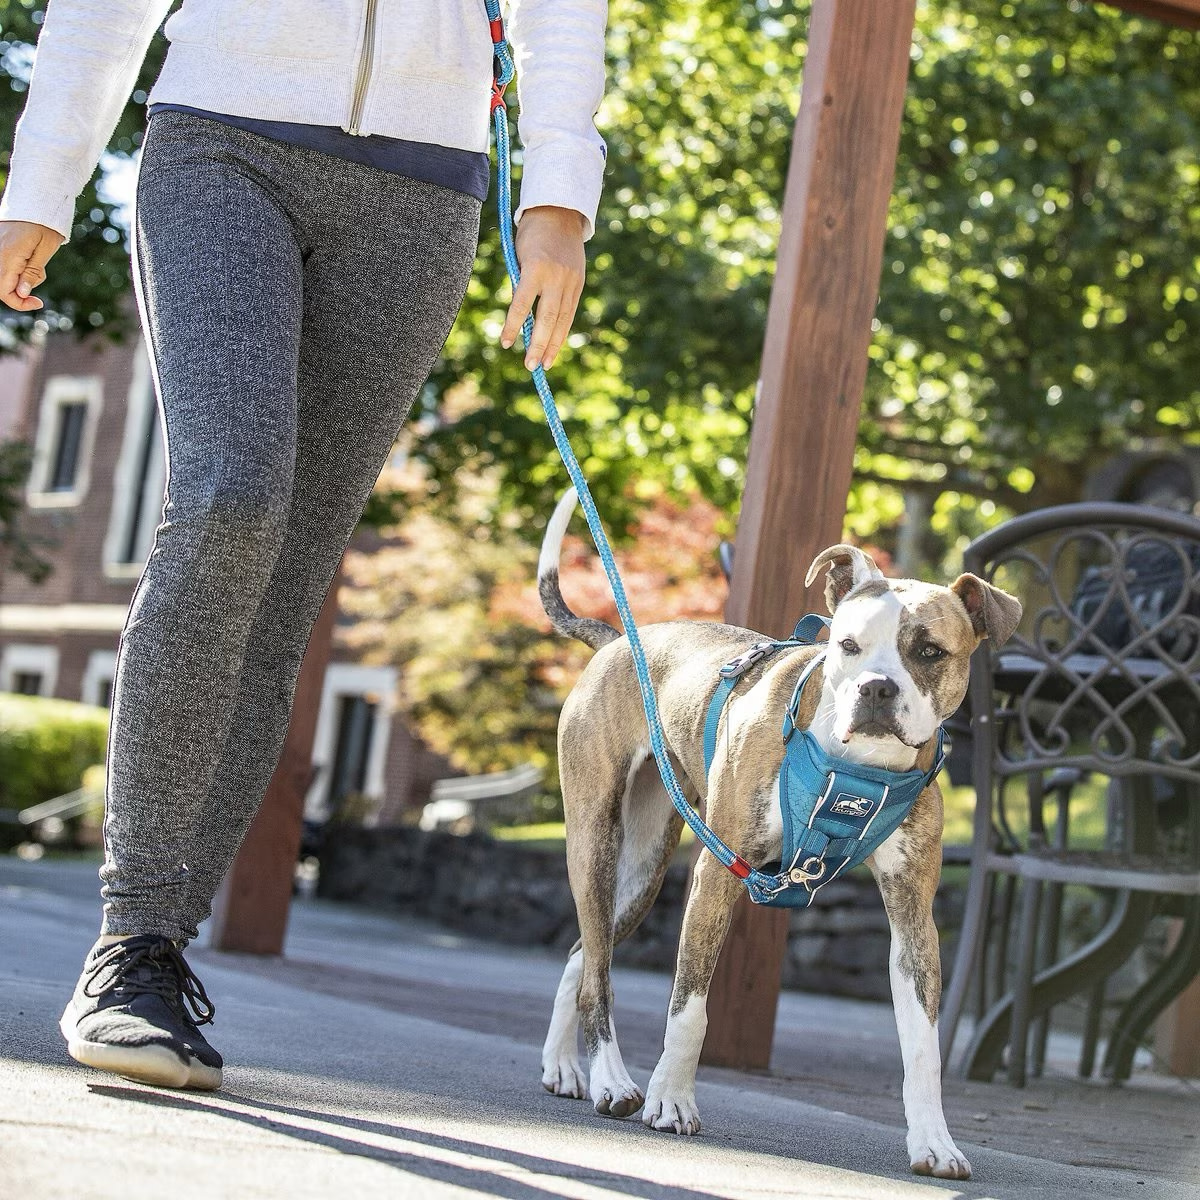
[59,935,223,1090]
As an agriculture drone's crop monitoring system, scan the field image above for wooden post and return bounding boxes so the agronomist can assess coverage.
[1153,919,1200,1078]
[208,566,342,955]
[701,0,917,1070]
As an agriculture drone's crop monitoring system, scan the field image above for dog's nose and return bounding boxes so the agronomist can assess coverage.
[858,675,899,703]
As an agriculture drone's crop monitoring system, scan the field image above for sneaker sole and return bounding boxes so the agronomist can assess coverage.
[61,1012,222,1091]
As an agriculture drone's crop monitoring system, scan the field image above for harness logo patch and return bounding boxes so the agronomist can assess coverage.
[830,794,875,818]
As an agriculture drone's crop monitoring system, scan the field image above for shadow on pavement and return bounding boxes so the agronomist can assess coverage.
[87,1084,745,1200]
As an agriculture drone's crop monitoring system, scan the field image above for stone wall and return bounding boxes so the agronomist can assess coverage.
[317,825,967,1001]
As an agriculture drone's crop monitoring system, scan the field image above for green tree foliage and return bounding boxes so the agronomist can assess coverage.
[433,0,1200,550]
[0,0,1196,555]
[424,0,804,531]
[870,0,1200,543]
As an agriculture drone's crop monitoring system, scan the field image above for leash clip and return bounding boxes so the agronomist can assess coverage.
[787,852,827,886]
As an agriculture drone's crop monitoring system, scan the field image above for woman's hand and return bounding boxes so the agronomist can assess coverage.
[501,205,586,372]
[0,220,65,312]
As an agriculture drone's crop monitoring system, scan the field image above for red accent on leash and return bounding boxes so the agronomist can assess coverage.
[490,80,507,112]
[729,856,752,880]
[489,17,506,44]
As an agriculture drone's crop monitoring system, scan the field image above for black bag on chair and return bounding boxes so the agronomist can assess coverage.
[1071,539,1200,659]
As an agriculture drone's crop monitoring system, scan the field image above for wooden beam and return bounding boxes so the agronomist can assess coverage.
[208,566,342,955]
[1089,0,1200,28]
[702,0,917,1071]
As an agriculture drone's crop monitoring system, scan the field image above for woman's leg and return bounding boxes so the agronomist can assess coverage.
[98,112,307,942]
[170,147,482,941]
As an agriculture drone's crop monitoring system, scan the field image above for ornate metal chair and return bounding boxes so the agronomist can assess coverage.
[940,503,1200,1085]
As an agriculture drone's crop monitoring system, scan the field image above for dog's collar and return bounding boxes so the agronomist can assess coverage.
[702,616,946,908]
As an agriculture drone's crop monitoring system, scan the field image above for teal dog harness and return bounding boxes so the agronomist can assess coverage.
[702,615,945,908]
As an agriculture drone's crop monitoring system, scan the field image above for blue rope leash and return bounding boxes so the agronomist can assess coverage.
[485,4,780,899]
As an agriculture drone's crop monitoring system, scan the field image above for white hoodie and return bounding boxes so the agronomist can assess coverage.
[0,0,608,240]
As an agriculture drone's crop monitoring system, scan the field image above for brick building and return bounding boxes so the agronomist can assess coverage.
[0,328,449,824]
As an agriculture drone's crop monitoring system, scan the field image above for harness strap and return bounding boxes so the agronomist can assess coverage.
[703,640,783,771]
[702,615,830,776]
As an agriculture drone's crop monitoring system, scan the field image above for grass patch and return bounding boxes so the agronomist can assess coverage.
[490,822,565,851]
[940,775,1110,849]
[491,821,698,856]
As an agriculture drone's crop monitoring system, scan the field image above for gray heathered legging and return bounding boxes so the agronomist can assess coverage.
[99,110,481,943]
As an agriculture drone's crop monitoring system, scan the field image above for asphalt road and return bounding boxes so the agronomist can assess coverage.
[2,856,1197,1200]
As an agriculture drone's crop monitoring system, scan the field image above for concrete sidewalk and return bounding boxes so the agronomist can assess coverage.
[1,856,1197,1200]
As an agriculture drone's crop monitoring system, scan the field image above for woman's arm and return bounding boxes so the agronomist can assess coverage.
[500,0,607,370]
[0,0,173,239]
[507,0,607,241]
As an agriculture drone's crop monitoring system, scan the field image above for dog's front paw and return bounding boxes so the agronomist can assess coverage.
[541,1056,587,1099]
[588,1041,644,1118]
[643,1079,701,1136]
[908,1132,972,1180]
[592,1081,645,1120]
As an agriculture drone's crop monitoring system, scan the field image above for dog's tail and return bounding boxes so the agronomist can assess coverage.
[538,487,621,651]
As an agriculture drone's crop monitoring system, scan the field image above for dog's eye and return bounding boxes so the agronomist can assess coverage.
[917,643,946,660]
[838,638,861,655]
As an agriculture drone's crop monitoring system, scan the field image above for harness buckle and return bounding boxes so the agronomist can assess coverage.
[719,640,778,680]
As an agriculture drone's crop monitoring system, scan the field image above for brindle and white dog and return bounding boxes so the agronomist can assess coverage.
[536,489,1021,1180]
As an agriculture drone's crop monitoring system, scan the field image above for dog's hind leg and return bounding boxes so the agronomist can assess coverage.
[870,795,972,1181]
[644,849,744,1136]
[552,747,658,1120]
[541,944,588,1098]
[542,751,686,1103]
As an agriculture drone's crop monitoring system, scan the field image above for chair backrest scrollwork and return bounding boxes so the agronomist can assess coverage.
[964,503,1200,790]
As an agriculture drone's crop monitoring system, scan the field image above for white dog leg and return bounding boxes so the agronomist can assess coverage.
[873,826,971,1180]
[641,848,744,1136]
[643,993,706,1135]
[541,950,587,1098]
[891,944,972,1179]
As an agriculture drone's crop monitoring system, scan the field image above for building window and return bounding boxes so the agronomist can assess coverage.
[114,392,162,565]
[307,663,396,824]
[12,671,43,695]
[0,644,60,697]
[48,401,88,491]
[328,694,378,810]
[26,376,103,509]
[105,346,165,575]
[82,649,118,708]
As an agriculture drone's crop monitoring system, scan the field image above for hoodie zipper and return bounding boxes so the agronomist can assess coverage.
[348,0,380,135]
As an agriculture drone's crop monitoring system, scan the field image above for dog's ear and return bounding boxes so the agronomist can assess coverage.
[952,574,1023,646]
[805,544,885,613]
